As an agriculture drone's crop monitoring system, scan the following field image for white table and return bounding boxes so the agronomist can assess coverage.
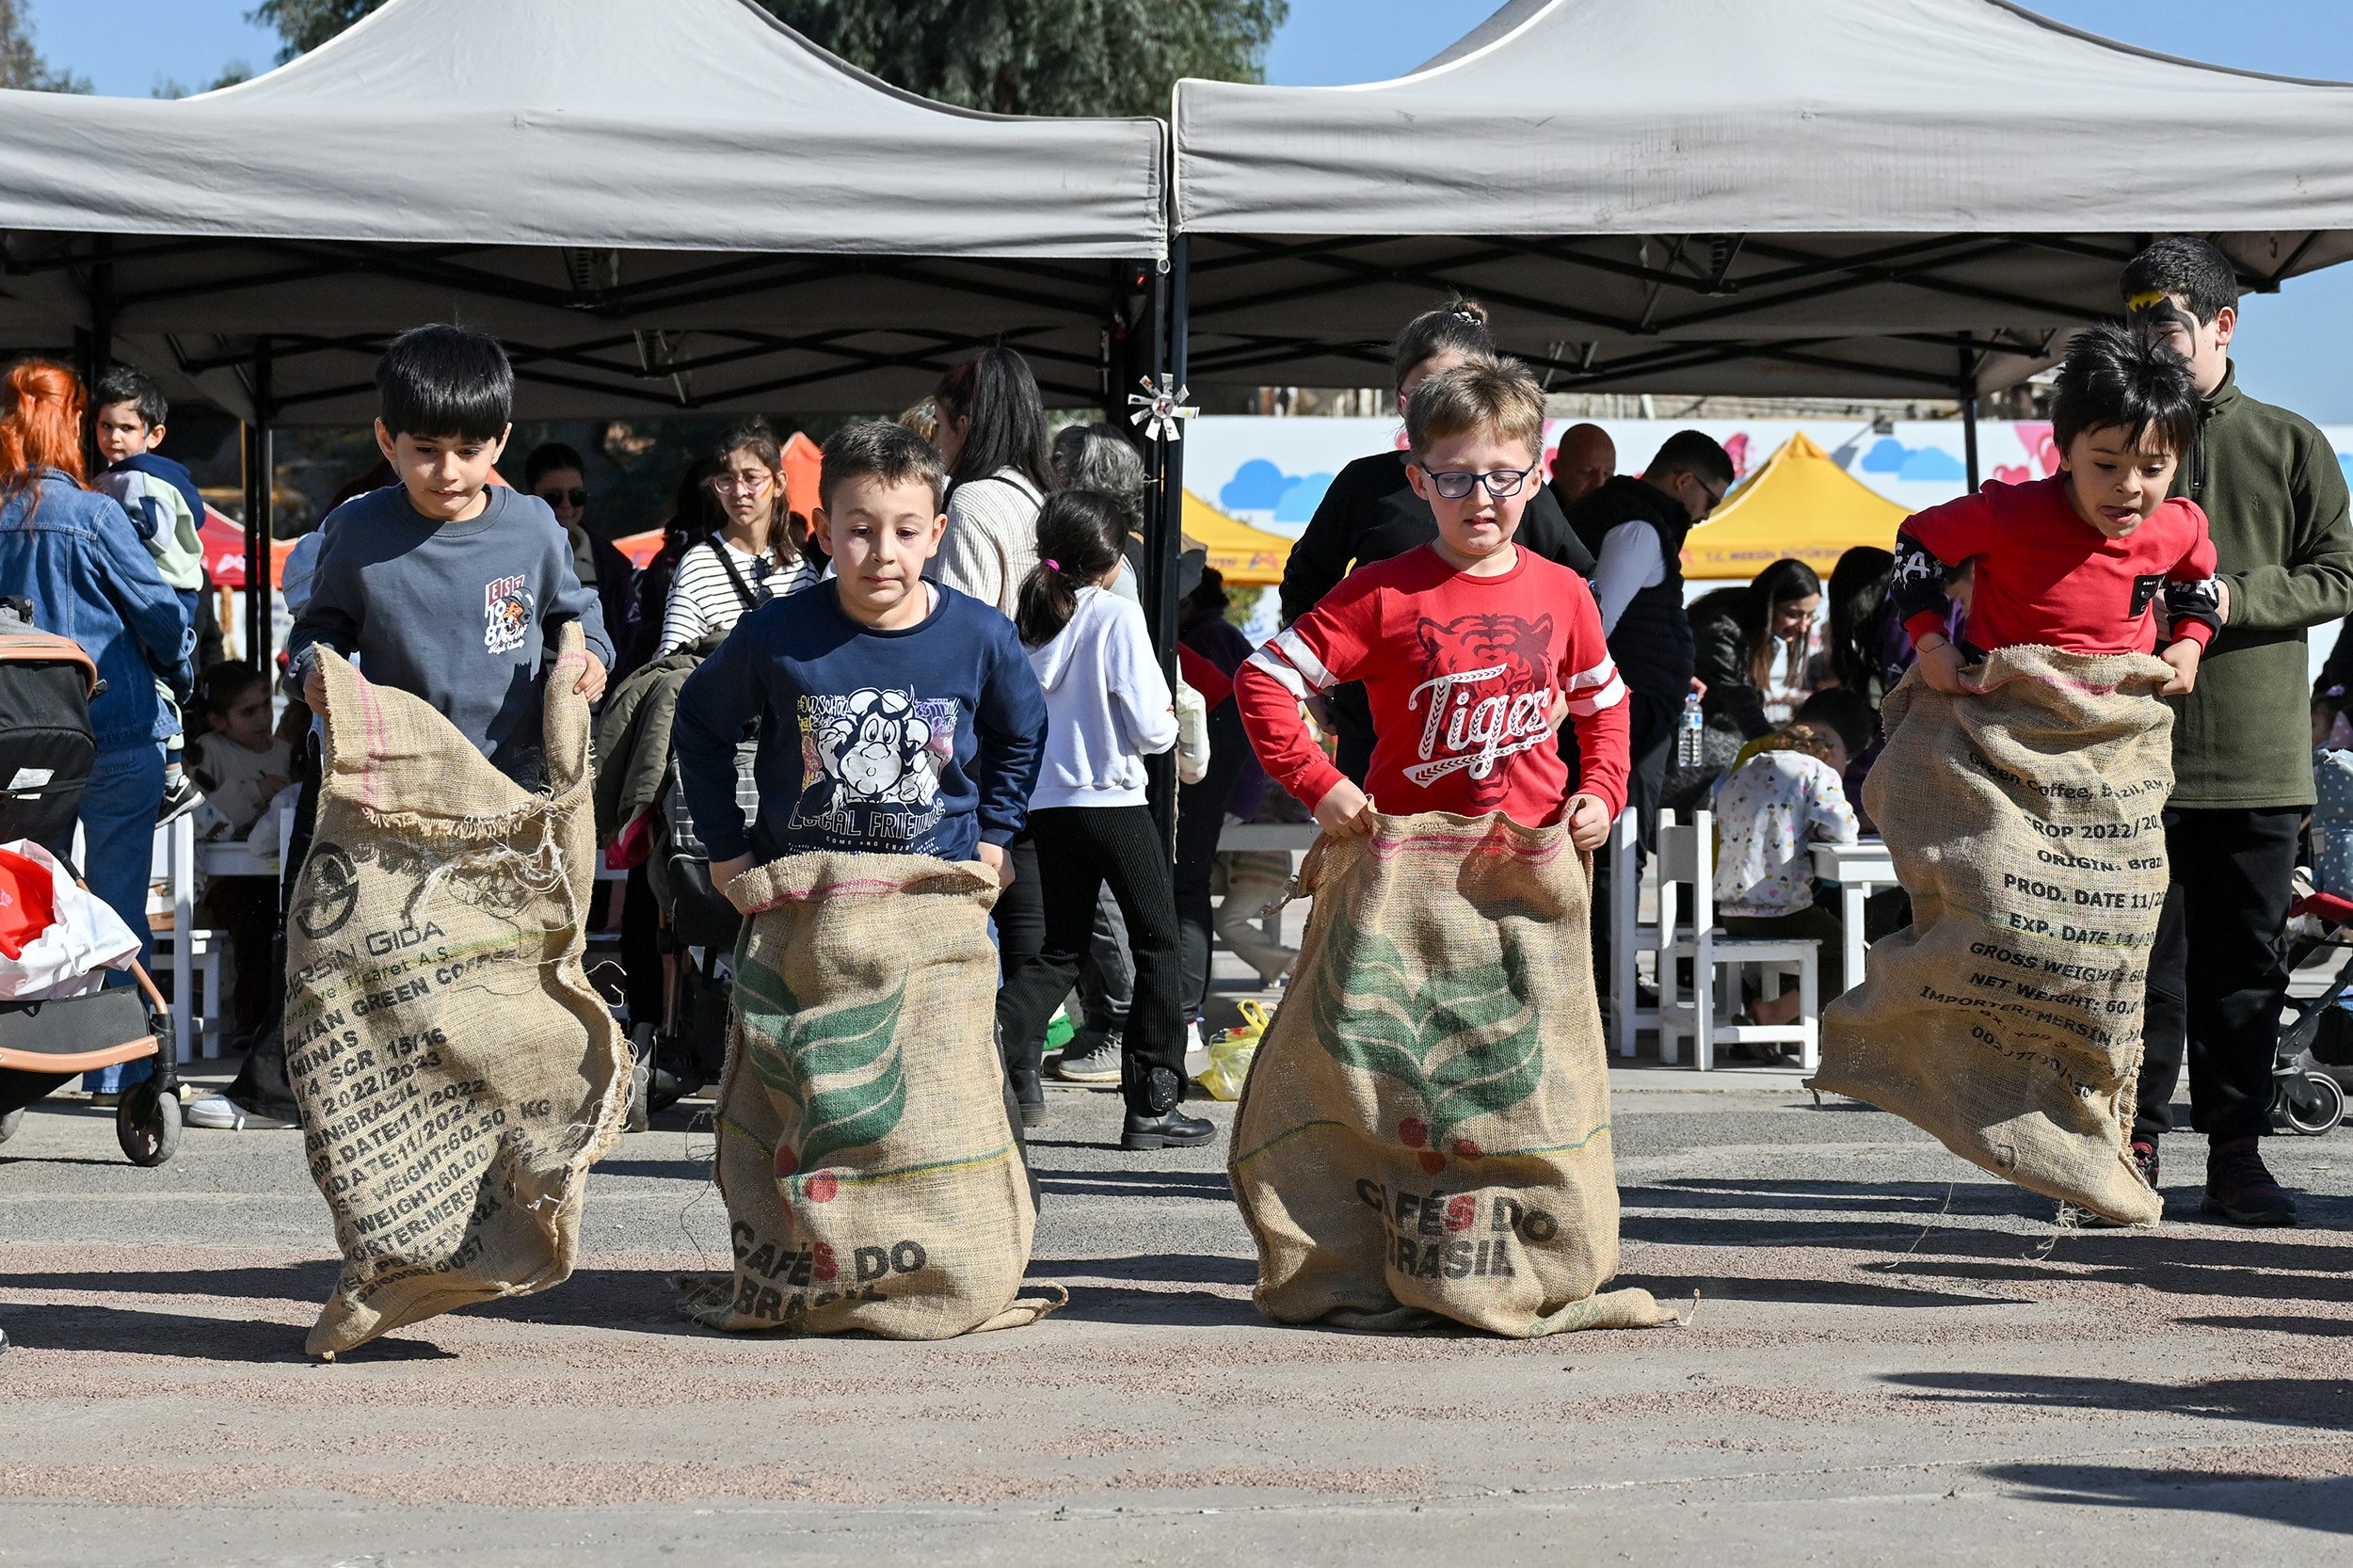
[1811,838,1899,997]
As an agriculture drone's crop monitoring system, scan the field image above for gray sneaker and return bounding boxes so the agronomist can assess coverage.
[1051,1033,1123,1084]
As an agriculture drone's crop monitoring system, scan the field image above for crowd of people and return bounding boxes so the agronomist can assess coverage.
[0,233,2345,1225]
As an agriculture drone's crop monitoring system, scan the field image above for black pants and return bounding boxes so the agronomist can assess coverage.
[224,745,321,1123]
[994,806,1186,1116]
[619,863,663,1031]
[2136,806,2300,1144]
[1176,701,1251,1019]
[1625,689,1678,845]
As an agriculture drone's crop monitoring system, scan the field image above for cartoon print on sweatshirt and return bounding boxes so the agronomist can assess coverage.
[792,686,958,848]
[483,573,534,655]
[1403,613,1559,803]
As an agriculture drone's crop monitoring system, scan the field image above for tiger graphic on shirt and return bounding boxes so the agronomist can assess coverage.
[1403,613,1557,806]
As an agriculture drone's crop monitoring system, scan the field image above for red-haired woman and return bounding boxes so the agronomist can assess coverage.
[0,361,193,1102]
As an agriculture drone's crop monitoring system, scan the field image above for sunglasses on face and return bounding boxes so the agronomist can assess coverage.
[1426,467,1532,501]
[536,488,588,508]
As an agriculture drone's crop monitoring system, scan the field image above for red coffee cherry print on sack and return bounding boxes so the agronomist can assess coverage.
[1452,1138,1483,1161]
[812,1241,837,1282]
[805,1171,839,1204]
[1445,1194,1476,1231]
[1398,1117,1429,1149]
[1417,1150,1447,1176]
[773,1144,799,1179]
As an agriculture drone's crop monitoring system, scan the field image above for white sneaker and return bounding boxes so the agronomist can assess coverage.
[185,1094,294,1130]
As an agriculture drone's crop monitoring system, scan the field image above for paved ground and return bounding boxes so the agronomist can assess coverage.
[4,1026,2350,1567]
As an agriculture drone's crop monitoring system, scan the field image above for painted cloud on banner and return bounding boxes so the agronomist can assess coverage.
[1860,438,1967,483]
[1221,459,1334,522]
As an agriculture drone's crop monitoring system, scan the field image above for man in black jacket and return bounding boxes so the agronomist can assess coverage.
[1563,429,1736,837]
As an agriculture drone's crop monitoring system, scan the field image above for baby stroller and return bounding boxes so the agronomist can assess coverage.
[635,738,760,1113]
[2270,884,2353,1136]
[0,602,182,1166]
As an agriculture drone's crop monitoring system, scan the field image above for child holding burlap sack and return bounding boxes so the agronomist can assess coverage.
[1815,325,2222,1225]
[1228,359,1675,1336]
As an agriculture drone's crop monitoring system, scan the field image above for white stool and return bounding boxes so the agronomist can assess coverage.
[1656,810,1820,1072]
[149,926,224,1059]
[1609,806,1659,1057]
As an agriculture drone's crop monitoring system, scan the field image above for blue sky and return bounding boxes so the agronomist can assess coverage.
[25,0,2353,416]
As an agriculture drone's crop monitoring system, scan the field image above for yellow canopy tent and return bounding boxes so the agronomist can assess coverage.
[1681,431,1908,580]
[1182,489,1294,586]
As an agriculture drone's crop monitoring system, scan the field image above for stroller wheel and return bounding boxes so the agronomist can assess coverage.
[0,1107,21,1144]
[116,1079,182,1167]
[2275,1069,2346,1137]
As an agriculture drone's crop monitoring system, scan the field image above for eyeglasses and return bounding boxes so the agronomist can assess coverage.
[1691,476,1728,518]
[536,488,587,509]
[711,471,776,495]
[1426,467,1532,501]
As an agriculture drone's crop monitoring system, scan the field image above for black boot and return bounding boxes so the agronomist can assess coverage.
[2204,1136,2297,1226]
[1008,1064,1048,1129]
[1120,1064,1214,1150]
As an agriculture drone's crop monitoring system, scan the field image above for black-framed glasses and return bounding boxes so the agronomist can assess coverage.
[1692,476,1728,517]
[1427,467,1532,501]
[536,487,588,508]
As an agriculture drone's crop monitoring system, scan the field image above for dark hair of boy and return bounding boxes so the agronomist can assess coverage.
[2120,236,2239,326]
[1391,297,1494,384]
[2049,324,2198,457]
[1016,489,1128,649]
[376,323,513,440]
[198,658,268,718]
[932,347,1054,492]
[91,364,168,431]
[1646,428,1737,490]
[818,419,947,514]
[1795,685,1877,760]
[522,440,585,491]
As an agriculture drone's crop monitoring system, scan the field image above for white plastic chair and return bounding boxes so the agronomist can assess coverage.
[148,926,224,1058]
[1609,806,1658,1057]
[1656,809,1820,1072]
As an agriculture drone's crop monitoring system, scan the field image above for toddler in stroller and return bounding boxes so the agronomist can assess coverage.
[0,602,183,1164]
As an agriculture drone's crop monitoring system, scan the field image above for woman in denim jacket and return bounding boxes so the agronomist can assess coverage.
[0,362,194,1098]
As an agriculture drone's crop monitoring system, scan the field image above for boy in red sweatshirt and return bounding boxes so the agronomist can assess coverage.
[1237,357,1629,843]
[1892,325,2220,691]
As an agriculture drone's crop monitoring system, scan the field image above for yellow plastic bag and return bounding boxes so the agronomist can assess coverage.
[1194,1000,1272,1102]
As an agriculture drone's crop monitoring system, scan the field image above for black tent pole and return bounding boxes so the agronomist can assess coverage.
[245,340,273,672]
[1144,232,1189,849]
[1958,338,1980,494]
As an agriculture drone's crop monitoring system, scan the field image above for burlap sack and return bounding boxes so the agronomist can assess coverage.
[1812,646,2174,1225]
[680,851,1057,1338]
[1229,811,1678,1336]
[287,623,630,1356]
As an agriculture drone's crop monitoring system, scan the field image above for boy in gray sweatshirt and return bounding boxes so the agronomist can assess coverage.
[287,325,611,784]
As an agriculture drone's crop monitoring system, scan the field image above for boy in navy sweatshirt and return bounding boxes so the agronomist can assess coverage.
[288,325,612,784]
[675,421,1046,889]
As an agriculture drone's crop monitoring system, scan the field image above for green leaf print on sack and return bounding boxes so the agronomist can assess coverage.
[1310,910,1545,1173]
[736,957,909,1180]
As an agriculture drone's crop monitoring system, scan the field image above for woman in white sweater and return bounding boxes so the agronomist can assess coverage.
[929,348,1057,617]
[991,492,1212,1153]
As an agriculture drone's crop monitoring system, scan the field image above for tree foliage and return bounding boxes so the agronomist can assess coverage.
[250,0,1284,116]
[0,0,89,92]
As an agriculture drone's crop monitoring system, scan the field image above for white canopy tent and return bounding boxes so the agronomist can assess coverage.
[0,0,1171,664]
[1171,0,2353,404]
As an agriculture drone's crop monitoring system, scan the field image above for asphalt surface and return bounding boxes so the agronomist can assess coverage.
[5,1027,2351,1568]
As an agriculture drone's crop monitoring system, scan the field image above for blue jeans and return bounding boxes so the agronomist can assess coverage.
[79,743,164,1093]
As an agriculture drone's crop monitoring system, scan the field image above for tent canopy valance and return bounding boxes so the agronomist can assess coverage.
[0,0,1169,422]
[1170,0,2353,398]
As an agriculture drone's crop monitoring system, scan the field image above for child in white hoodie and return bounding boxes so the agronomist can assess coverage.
[993,490,1212,1151]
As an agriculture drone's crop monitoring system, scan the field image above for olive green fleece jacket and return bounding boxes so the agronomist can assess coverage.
[2169,366,2353,808]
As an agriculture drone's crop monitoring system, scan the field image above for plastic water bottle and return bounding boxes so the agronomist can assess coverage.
[1675,691,1705,768]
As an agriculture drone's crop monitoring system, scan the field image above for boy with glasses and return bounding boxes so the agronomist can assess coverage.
[1237,357,1628,846]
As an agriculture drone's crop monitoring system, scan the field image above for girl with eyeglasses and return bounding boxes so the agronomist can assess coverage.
[655,418,820,659]
[1277,298,1594,786]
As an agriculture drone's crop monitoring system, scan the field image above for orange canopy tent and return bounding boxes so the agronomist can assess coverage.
[1680,430,1907,580]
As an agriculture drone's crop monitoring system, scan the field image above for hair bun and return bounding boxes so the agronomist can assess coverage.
[1449,299,1490,328]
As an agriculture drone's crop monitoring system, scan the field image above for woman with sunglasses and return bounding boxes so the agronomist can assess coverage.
[1277,299,1593,785]
[525,441,639,664]
[655,418,819,659]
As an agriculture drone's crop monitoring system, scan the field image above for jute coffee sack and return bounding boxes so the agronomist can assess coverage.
[680,852,1058,1338]
[1229,811,1677,1336]
[287,623,629,1357]
[1813,646,2174,1226]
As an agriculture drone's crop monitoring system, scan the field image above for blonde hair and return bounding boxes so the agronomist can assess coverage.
[1403,355,1545,463]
